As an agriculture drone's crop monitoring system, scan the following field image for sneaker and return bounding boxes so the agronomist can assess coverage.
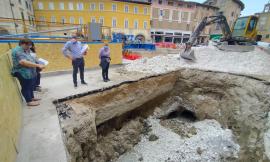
[107,79,111,81]
[74,83,78,88]
[103,79,108,82]
[81,81,88,85]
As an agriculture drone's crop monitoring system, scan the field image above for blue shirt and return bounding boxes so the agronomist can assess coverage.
[62,40,84,59]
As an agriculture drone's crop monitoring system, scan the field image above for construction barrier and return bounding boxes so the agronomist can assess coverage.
[0,50,22,162]
[123,53,142,60]
[0,41,123,72]
[155,42,184,49]
[124,43,156,51]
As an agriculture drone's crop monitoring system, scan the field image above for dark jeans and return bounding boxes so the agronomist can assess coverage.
[101,61,110,80]
[15,73,35,103]
[72,58,85,84]
[36,68,41,87]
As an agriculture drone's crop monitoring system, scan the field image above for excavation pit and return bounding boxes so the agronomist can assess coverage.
[54,69,270,162]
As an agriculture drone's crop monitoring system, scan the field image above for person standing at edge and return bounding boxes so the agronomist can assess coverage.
[29,41,42,91]
[62,32,88,87]
[11,39,45,107]
[99,43,111,82]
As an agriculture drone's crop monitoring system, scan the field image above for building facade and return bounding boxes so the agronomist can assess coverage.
[257,1,270,43]
[33,0,151,41]
[204,0,244,34]
[151,0,218,44]
[0,0,36,35]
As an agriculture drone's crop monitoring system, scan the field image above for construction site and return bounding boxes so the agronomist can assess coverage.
[1,0,270,162]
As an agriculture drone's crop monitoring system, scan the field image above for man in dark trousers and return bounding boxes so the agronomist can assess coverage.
[62,32,88,87]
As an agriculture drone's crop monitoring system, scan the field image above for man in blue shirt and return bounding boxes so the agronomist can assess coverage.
[62,33,88,87]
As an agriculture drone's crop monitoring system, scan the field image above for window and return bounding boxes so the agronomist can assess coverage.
[49,2,54,10]
[187,4,193,8]
[259,16,267,30]
[99,17,104,25]
[158,0,162,5]
[32,17,35,26]
[112,4,117,11]
[18,0,22,4]
[234,17,248,30]
[165,37,173,42]
[77,3,83,10]
[159,9,164,16]
[79,17,84,24]
[51,16,56,23]
[266,34,270,39]
[21,12,24,20]
[144,7,148,15]
[59,2,64,10]
[70,17,75,24]
[124,5,129,13]
[38,2,43,9]
[25,1,29,9]
[91,17,96,23]
[247,17,257,32]
[265,6,270,12]
[143,21,147,29]
[28,16,31,25]
[168,1,174,6]
[90,3,95,11]
[124,19,129,28]
[29,3,32,11]
[39,16,45,22]
[134,6,138,14]
[112,18,117,28]
[61,16,66,24]
[68,2,73,10]
[186,24,190,30]
[231,12,234,17]
[134,20,138,29]
[99,3,104,11]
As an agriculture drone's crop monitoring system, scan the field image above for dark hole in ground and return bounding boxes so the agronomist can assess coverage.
[167,108,197,122]
[97,92,170,136]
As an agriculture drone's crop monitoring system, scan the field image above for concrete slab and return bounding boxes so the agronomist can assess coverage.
[16,66,146,162]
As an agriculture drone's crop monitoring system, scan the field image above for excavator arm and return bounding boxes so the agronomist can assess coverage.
[187,14,232,46]
[181,14,233,60]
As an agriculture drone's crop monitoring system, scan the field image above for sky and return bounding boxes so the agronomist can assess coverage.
[191,0,269,16]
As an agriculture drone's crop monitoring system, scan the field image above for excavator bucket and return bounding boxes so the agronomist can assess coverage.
[180,49,196,61]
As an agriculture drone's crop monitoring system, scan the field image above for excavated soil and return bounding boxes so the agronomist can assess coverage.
[55,69,270,162]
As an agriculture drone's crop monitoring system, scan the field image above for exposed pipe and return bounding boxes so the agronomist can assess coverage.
[0,26,82,38]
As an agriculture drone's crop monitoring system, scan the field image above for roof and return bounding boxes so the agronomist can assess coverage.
[187,1,219,10]
[113,0,151,5]
[233,0,245,10]
[203,0,244,11]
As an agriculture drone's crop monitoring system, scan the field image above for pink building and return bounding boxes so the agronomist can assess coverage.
[151,0,218,44]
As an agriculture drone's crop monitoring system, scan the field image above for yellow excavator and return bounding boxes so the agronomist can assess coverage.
[181,13,261,60]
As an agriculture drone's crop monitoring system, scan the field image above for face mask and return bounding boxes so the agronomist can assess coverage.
[71,38,77,43]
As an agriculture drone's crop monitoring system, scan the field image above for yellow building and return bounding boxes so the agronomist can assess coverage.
[33,0,151,41]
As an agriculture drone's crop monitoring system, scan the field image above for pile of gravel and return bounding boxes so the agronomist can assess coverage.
[125,46,270,78]
[117,118,240,162]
